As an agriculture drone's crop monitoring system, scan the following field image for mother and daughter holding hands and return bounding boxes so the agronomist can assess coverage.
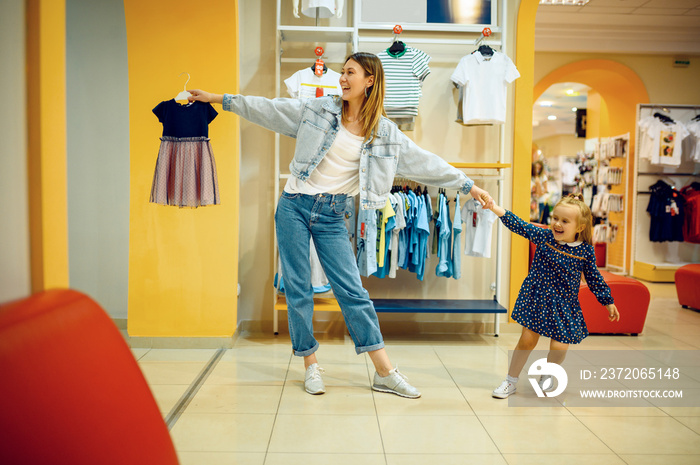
[187,52,619,400]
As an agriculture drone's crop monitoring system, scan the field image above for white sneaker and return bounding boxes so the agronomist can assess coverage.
[304,363,325,395]
[492,379,517,399]
[372,367,421,398]
[539,374,555,392]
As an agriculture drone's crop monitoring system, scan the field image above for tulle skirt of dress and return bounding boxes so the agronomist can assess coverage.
[150,136,220,208]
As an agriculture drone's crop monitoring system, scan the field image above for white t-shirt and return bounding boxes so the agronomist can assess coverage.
[284,67,342,100]
[638,116,660,161]
[685,120,700,163]
[284,123,362,195]
[560,161,579,186]
[451,51,520,125]
[639,116,691,166]
[299,0,339,18]
[461,199,497,258]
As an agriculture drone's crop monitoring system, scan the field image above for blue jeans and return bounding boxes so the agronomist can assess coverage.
[275,192,385,356]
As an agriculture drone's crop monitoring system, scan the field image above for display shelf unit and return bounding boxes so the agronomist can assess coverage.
[630,104,700,282]
[272,0,512,335]
[279,25,355,44]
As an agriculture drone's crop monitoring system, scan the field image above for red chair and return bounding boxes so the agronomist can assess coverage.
[676,264,700,311]
[528,223,650,335]
[0,289,179,465]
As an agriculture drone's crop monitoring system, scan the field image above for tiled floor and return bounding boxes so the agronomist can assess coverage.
[132,282,700,465]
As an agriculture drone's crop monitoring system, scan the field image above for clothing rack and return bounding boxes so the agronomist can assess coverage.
[630,103,700,282]
[273,0,512,336]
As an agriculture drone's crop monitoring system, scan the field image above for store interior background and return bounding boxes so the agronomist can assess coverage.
[1,0,700,342]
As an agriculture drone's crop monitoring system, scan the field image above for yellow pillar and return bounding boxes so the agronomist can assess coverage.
[26,0,69,292]
[511,0,540,311]
[124,0,240,337]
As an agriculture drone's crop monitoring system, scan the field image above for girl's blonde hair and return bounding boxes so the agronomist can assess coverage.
[555,193,593,244]
[343,52,386,141]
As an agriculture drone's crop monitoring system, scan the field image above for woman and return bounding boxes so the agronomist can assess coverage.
[188,52,494,398]
[531,160,549,223]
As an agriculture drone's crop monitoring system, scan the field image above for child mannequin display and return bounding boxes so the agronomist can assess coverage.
[485,193,620,398]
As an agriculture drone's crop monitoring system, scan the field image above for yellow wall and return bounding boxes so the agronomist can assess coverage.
[533,134,585,158]
[124,0,240,337]
[511,0,541,311]
[26,0,69,293]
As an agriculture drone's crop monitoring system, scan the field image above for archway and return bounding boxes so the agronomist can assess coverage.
[534,60,649,272]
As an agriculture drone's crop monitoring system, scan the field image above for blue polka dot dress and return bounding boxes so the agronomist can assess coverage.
[501,211,614,344]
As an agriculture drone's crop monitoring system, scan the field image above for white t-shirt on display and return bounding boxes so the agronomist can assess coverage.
[560,161,579,186]
[451,51,520,125]
[685,120,700,163]
[297,0,340,18]
[639,116,691,166]
[461,199,497,258]
[284,67,342,100]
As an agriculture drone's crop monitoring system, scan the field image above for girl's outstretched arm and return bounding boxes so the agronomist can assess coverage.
[486,202,549,244]
[486,201,506,217]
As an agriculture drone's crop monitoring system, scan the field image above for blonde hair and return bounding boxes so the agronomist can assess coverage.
[343,52,386,141]
[555,193,593,244]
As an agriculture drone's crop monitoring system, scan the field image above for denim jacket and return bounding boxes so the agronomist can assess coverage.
[223,94,474,210]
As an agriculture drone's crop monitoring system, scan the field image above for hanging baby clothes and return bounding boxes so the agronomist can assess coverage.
[407,191,430,281]
[647,180,685,242]
[297,0,340,18]
[451,50,520,125]
[399,190,417,270]
[462,198,498,258]
[424,191,433,258]
[452,193,462,279]
[436,192,453,278]
[284,66,343,99]
[357,207,378,277]
[388,192,406,278]
[344,197,356,247]
[638,115,690,167]
[686,119,700,163]
[378,47,431,130]
[680,183,700,244]
[150,100,220,207]
[373,198,396,279]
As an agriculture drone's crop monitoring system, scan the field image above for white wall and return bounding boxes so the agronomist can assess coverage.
[66,0,130,318]
[0,0,31,303]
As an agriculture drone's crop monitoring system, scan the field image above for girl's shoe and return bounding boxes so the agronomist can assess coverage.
[492,379,517,399]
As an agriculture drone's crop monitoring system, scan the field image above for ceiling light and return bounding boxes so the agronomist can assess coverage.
[548,115,557,121]
[572,107,578,111]
[539,0,589,5]
[539,101,554,107]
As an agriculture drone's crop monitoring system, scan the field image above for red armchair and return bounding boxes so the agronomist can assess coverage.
[0,289,179,465]
[528,224,650,335]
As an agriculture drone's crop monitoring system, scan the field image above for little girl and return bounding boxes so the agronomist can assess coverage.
[487,193,620,398]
